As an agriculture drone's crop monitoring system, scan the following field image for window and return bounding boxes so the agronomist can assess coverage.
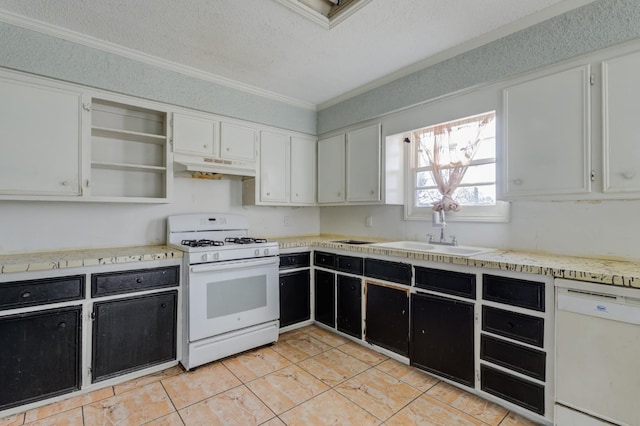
[406,111,510,222]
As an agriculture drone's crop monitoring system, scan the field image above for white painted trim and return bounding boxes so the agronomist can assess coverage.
[0,10,317,111]
[273,0,373,29]
[317,0,597,110]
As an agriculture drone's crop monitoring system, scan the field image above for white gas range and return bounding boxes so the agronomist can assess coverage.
[167,213,280,370]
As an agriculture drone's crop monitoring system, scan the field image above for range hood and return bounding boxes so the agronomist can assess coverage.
[173,153,256,177]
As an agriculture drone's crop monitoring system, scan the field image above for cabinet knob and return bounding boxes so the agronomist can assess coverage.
[622,172,635,180]
[21,291,31,299]
[58,322,67,328]
[337,192,341,196]
[226,148,230,151]
[266,192,270,196]
[161,303,167,308]
[136,278,143,283]
[370,190,375,195]
[203,144,208,149]
[60,181,70,186]
[513,179,523,185]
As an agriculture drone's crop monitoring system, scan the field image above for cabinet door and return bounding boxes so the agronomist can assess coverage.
[260,131,290,203]
[290,136,317,204]
[337,275,362,338]
[0,307,81,411]
[92,291,177,382]
[0,77,81,196]
[279,270,311,328]
[411,293,475,386]
[314,270,335,328]
[172,112,216,156]
[603,50,640,192]
[317,134,346,203]
[503,66,591,197]
[346,123,381,202]
[220,121,256,162]
[365,282,409,356]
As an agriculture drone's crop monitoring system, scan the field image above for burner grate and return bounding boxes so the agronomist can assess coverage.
[225,237,268,245]
[181,239,225,247]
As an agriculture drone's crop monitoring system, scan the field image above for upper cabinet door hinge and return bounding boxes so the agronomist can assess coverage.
[590,74,596,86]
[82,102,91,111]
[591,170,596,182]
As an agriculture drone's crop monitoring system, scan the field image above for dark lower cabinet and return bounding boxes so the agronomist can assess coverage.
[411,293,475,387]
[0,307,82,411]
[365,282,409,356]
[337,275,362,338]
[92,291,177,382]
[279,270,311,327]
[314,270,335,328]
[481,365,545,415]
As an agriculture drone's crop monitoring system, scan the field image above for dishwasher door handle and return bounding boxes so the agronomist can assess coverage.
[557,292,640,325]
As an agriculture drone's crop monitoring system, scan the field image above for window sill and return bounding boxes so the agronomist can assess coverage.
[405,201,510,223]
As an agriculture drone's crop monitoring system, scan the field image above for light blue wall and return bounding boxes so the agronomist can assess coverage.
[317,0,640,134]
[0,21,316,134]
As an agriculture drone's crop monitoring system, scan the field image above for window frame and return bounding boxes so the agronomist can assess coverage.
[404,109,510,223]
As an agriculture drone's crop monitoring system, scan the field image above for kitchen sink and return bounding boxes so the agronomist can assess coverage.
[370,241,495,257]
[370,241,436,251]
[331,239,375,245]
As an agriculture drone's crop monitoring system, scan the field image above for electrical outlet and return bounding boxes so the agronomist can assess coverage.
[365,216,373,227]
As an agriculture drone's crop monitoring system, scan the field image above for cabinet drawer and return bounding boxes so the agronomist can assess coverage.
[482,306,544,347]
[481,335,546,381]
[483,275,545,311]
[279,252,311,270]
[0,275,85,310]
[415,266,476,299]
[336,255,363,275]
[364,258,412,285]
[481,365,545,415]
[314,251,336,269]
[91,266,179,297]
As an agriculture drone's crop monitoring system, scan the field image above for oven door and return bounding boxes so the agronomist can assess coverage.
[188,256,279,342]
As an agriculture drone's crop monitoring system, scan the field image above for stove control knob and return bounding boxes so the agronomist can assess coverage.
[264,248,270,256]
[201,253,211,262]
[254,249,260,256]
[213,252,220,261]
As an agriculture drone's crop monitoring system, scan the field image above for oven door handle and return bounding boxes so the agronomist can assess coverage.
[190,257,278,273]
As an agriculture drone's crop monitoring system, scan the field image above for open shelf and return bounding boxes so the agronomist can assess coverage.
[91,126,166,145]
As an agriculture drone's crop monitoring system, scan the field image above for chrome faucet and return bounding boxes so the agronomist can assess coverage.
[429,210,458,246]
[428,230,458,246]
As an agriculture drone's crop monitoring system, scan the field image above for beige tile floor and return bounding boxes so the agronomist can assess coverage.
[0,325,541,426]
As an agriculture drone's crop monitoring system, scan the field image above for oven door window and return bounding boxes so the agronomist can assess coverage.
[207,276,267,318]
[188,259,279,341]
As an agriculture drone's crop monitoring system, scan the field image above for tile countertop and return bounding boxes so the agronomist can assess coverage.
[0,245,183,275]
[277,236,640,289]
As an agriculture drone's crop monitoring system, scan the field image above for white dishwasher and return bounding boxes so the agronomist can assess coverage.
[555,279,640,426]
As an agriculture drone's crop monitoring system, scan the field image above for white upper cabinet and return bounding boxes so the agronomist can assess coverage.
[172,113,217,156]
[0,75,83,197]
[290,136,317,205]
[503,65,591,198]
[252,131,315,206]
[220,122,256,162]
[602,50,640,193]
[317,123,382,204]
[259,131,290,203]
[317,134,346,204]
[346,123,381,202]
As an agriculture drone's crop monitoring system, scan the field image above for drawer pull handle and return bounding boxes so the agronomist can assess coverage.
[507,321,515,328]
[136,278,143,283]
[21,292,31,298]
[58,322,66,328]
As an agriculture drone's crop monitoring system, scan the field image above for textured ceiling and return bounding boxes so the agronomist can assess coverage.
[0,0,594,107]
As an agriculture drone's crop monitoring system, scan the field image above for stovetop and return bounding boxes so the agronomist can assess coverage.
[167,213,279,262]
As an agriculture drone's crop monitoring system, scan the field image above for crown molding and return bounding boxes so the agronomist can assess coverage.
[0,10,317,111]
[273,0,373,29]
[317,0,596,110]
